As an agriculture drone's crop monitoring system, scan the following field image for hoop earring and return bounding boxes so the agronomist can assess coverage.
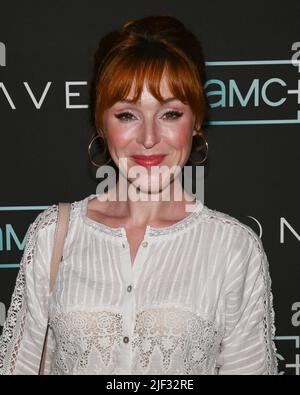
[189,129,208,165]
[88,133,112,167]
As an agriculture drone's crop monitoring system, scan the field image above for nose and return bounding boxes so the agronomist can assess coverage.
[136,120,161,148]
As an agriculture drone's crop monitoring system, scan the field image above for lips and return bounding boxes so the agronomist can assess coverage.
[131,155,166,167]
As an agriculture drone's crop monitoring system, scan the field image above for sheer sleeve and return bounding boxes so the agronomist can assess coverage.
[217,226,278,375]
[0,205,58,375]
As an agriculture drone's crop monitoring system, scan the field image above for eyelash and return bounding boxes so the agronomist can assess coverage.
[114,110,184,122]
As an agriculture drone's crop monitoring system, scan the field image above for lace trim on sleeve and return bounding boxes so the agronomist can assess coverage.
[261,249,278,375]
[0,266,27,374]
[0,205,59,374]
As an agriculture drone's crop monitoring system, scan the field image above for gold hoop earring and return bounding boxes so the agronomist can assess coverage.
[189,129,208,165]
[88,133,112,167]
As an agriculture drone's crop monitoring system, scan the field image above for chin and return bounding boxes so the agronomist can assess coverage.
[129,178,173,197]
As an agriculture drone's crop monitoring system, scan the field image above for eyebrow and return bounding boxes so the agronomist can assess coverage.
[118,97,181,105]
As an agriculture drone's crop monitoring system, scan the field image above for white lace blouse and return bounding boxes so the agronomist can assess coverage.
[0,193,278,375]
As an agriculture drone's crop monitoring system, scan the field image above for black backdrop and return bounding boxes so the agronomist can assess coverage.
[0,1,299,375]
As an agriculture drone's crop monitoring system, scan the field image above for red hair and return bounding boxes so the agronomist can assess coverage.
[92,15,208,141]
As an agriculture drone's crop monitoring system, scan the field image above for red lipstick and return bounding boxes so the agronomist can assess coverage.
[131,155,166,167]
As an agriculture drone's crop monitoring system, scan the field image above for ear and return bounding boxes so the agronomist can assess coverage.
[193,120,203,136]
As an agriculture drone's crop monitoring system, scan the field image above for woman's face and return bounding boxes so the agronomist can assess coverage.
[102,74,198,195]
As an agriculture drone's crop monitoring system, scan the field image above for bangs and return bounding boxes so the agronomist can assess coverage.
[95,48,206,133]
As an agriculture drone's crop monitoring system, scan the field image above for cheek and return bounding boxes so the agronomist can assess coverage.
[105,122,132,149]
[170,124,193,149]
[103,114,130,149]
[107,130,127,148]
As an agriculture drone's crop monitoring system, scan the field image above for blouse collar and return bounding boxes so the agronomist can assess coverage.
[80,193,206,238]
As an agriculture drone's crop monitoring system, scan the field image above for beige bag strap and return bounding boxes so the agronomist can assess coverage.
[39,202,71,375]
[49,203,71,292]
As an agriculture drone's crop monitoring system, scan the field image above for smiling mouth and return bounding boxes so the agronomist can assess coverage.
[131,155,166,167]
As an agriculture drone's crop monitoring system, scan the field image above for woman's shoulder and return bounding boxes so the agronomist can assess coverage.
[29,197,83,236]
[202,205,264,255]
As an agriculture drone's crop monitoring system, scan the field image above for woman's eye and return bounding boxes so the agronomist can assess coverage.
[114,110,183,122]
[115,112,136,121]
[163,111,183,120]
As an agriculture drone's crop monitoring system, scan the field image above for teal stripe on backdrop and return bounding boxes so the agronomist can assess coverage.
[0,206,50,269]
[205,59,300,66]
[0,206,50,211]
[0,264,20,269]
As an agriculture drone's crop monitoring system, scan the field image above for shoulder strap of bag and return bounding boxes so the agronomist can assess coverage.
[39,202,71,375]
[49,203,71,292]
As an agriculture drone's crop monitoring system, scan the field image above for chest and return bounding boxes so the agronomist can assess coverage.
[86,207,147,266]
[124,226,148,266]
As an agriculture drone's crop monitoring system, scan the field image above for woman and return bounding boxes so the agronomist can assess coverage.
[0,15,278,375]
